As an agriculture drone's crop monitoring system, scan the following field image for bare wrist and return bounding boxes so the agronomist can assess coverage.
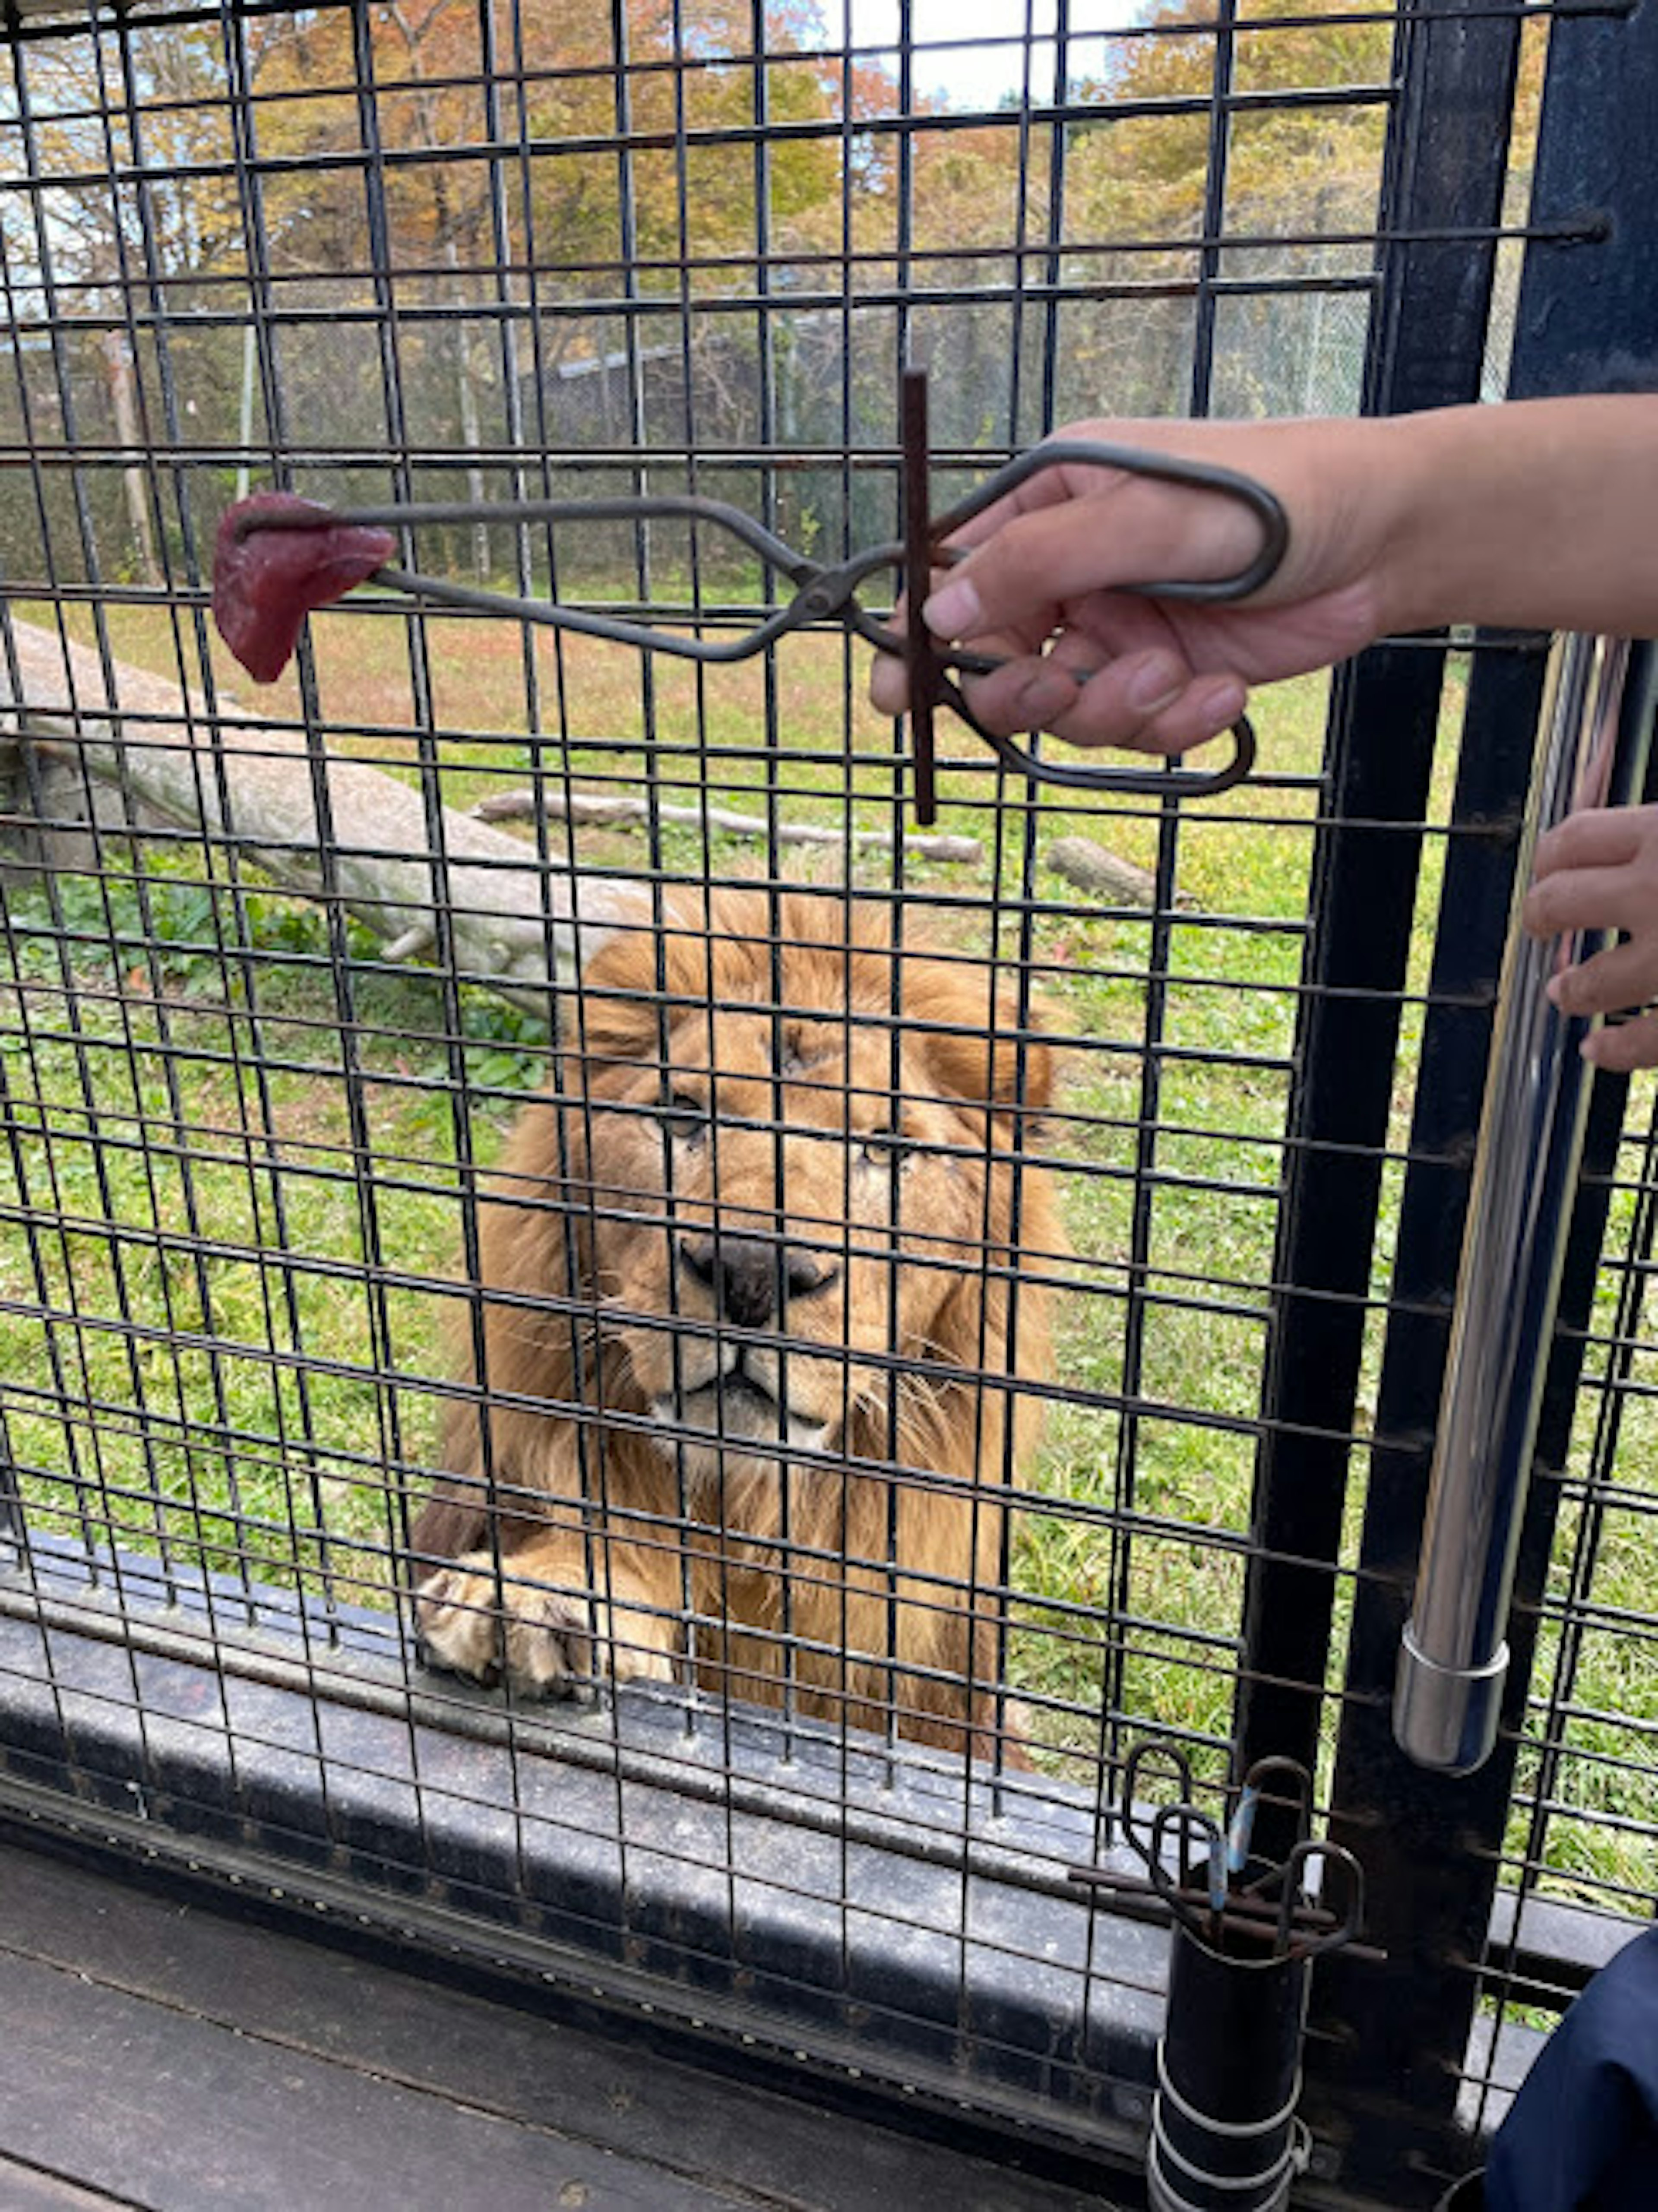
[1376,396,1658,637]
[1370,405,1509,634]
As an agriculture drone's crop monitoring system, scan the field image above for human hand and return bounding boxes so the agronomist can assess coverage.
[869,414,1404,756]
[1523,805,1658,1071]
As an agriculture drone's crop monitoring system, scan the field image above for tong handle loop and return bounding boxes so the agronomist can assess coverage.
[943,676,1258,801]
[1122,1738,1199,1870]
[930,439,1290,605]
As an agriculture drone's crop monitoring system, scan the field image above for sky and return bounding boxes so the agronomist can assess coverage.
[840,0,1138,109]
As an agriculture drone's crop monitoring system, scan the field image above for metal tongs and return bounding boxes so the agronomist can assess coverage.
[1068,1740,1381,1963]
[237,369,1288,826]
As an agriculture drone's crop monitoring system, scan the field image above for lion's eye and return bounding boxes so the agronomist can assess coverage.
[860,1128,912,1168]
[658,1090,709,1145]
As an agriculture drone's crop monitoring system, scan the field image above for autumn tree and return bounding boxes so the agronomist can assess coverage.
[0,0,1544,581]
[0,20,245,582]
[1047,0,1544,416]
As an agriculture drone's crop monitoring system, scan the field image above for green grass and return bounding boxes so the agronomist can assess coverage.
[3,596,1654,1912]
[0,854,544,1611]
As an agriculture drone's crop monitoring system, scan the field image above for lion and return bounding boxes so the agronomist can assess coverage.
[409,886,1057,1760]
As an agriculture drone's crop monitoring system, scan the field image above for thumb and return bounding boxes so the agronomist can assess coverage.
[921,470,1274,645]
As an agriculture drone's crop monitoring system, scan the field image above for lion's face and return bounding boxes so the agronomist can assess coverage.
[553,893,1054,1483]
[588,1012,990,1458]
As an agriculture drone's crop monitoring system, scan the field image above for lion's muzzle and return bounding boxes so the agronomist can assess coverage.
[676,1229,840,1327]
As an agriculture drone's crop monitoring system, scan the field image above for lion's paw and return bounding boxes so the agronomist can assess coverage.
[414,1551,673,1699]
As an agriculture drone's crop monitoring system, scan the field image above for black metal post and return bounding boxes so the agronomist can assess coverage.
[1313,0,1658,2195]
[1152,1926,1310,2212]
[1234,0,1532,1859]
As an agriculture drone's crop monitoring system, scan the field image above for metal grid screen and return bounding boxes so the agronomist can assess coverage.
[0,1,1650,2203]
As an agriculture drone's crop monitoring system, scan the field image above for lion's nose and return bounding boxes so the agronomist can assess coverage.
[677,1233,838,1328]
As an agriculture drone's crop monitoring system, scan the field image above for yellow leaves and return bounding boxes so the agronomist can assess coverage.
[244,0,854,293]
[1058,0,1395,260]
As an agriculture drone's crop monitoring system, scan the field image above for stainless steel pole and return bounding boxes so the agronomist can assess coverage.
[1394,634,1657,1775]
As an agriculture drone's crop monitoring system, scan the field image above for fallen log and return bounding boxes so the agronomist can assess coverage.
[1045,833,1192,911]
[0,619,645,1012]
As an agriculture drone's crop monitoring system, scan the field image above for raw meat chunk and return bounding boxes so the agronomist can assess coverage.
[213,492,394,682]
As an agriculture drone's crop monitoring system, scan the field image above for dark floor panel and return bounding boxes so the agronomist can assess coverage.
[0,2155,137,2210]
[1,1946,749,2212]
[0,1841,1124,2212]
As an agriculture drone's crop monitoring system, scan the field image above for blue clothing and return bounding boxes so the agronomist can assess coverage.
[1485,1927,1658,2212]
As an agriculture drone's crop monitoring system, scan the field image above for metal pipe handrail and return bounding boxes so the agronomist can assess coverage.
[1394,633,1658,1775]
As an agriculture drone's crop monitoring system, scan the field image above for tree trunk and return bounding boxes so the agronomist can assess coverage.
[99,330,162,587]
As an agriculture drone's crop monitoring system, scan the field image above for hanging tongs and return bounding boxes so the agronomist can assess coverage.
[1067,1740,1382,1964]
[231,368,1288,826]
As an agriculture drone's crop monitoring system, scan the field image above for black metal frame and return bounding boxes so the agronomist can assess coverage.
[1310,6,1658,2196]
[1235,0,1539,1843]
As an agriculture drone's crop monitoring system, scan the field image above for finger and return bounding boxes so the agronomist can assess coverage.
[1041,662,1247,756]
[1012,622,1248,753]
[956,646,1247,756]
[926,451,1078,556]
[943,651,1092,737]
[955,627,1188,742]
[920,423,1194,561]
[1545,936,1658,1020]
[1531,807,1648,880]
[1522,864,1651,940]
[945,598,1196,739]
[1582,1009,1658,1073]
[870,629,910,716]
[868,588,1062,718]
[1129,676,1252,759]
[873,633,1082,723]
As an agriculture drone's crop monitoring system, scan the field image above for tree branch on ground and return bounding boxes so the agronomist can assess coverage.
[1044,834,1188,911]
[471,784,982,865]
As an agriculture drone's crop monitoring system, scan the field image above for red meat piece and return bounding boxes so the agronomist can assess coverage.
[213,492,395,682]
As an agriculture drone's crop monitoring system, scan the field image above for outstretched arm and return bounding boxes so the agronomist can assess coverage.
[870,396,1658,757]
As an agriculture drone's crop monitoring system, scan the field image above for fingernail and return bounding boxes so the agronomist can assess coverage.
[923,576,981,641]
[1015,666,1082,724]
[1125,654,1183,713]
[1191,674,1248,730]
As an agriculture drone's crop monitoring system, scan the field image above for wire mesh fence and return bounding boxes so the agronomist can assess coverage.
[0,0,1650,2203]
